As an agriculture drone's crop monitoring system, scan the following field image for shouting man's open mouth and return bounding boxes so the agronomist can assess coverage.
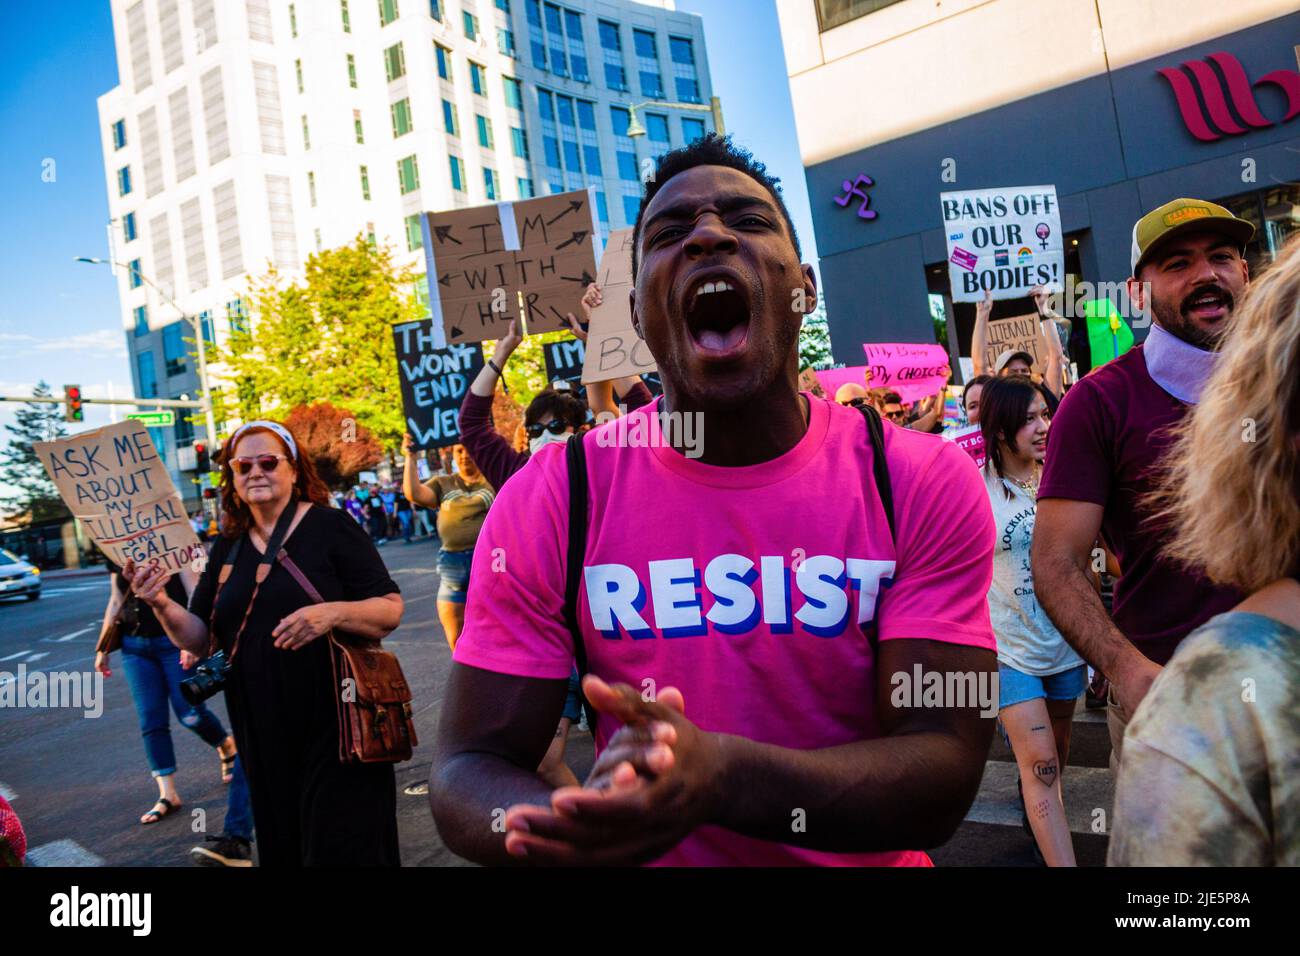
[684,269,753,360]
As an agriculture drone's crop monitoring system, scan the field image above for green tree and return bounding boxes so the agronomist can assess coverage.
[0,381,70,522]
[211,238,423,452]
[798,302,833,369]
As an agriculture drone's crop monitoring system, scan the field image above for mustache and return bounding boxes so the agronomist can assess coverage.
[1180,284,1234,314]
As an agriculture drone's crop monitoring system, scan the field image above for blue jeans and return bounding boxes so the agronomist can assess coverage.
[224,755,254,842]
[119,635,229,777]
[398,511,412,541]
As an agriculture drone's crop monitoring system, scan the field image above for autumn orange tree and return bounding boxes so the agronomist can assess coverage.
[283,402,383,490]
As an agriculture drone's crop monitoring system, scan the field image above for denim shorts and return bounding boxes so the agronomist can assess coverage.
[562,670,581,723]
[436,547,473,604]
[998,662,1087,710]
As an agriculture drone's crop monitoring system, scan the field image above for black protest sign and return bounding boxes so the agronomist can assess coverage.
[423,188,598,345]
[544,337,586,386]
[393,320,485,450]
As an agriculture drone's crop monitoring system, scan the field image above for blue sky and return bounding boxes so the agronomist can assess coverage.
[0,0,816,451]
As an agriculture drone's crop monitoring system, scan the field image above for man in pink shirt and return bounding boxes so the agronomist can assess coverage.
[428,135,998,866]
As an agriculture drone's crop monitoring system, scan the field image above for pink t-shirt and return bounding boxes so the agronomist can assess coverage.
[454,393,996,866]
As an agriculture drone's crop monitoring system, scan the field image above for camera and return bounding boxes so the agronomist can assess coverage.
[180,650,231,706]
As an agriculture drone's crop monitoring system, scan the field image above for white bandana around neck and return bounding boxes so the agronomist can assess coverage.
[1142,322,1219,405]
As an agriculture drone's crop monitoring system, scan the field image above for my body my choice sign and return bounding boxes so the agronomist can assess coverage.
[941,185,1063,302]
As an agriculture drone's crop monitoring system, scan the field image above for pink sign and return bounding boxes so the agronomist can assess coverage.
[947,424,986,469]
[861,343,950,403]
[812,365,869,398]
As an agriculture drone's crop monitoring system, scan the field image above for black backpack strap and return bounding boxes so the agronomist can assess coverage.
[563,431,599,733]
[859,403,896,543]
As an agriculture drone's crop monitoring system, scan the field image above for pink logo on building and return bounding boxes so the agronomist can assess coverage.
[1157,51,1300,142]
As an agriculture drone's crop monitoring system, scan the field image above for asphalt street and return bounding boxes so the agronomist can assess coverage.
[0,536,1112,867]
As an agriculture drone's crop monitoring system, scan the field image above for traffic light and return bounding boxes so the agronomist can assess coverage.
[63,385,83,423]
[193,441,209,472]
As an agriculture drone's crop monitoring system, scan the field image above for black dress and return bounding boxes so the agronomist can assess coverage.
[188,503,402,866]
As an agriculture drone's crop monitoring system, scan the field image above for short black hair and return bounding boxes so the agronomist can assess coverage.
[630,134,801,280]
[525,386,587,430]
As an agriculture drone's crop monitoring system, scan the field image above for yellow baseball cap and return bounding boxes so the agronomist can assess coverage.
[1130,198,1254,275]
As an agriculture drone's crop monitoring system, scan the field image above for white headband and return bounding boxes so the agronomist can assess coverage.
[230,420,299,462]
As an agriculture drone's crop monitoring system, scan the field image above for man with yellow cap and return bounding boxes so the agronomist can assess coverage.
[1030,198,1254,766]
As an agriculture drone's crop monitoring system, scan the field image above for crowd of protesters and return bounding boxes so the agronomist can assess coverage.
[64,134,1294,873]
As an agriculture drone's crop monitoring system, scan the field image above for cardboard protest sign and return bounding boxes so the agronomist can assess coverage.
[423,188,600,345]
[544,337,586,387]
[580,228,658,384]
[945,423,987,469]
[392,319,485,450]
[34,421,202,573]
[983,313,1052,373]
[812,365,869,398]
[862,343,950,403]
[940,185,1063,302]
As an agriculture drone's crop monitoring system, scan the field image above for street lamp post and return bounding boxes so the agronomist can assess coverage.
[626,95,725,139]
[75,256,219,452]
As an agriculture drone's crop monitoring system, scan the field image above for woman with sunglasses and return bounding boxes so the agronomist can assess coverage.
[123,421,404,866]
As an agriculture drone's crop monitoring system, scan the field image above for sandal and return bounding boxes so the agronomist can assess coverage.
[219,750,237,785]
[141,797,179,825]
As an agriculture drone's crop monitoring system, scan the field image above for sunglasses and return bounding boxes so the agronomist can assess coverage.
[885,409,907,422]
[526,420,569,439]
[230,454,290,476]
[839,397,869,409]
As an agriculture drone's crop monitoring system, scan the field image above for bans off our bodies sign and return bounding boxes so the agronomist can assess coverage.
[35,421,202,573]
[941,185,1063,303]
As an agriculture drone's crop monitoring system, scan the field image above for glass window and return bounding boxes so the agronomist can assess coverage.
[123,212,138,242]
[610,106,629,137]
[462,10,478,40]
[354,109,365,143]
[645,112,669,144]
[342,0,351,31]
[503,76,523,108]
[511,126,529,159]
[577,99,596,131]
[290,3,298,37]
[136,350,157,398]
[604,62,626,90]
[639,70,663,99]
[133,305,149,336]
[163,322,187,377]
[595,190,608,224]
[384,42,406,81]
[302,114,311,149]
[443,99,459,135]
[405,212,423,250]
[477,114,494,149]
[496,0,510,11]
[498,28,516,57]
[675,76,700,103]
[379,0,399,26]
[128,258,143,289]
[227,297,248,334]
[681,117,706,144]
[347,53,357,87]
[398,154,420,193]
[538,89,554,122]
[198,310,215,345]
[544,134,561,168]
[112,119,126,150]
[308,170,317,205]
[565,9,587,82]
[174,415,194,446]
[295,58,304,92]
[360,164,371,200]
[469,61,486,96]
[583,144,601,175]
[430,0,441,21]
[617,151,637,181]
[484,167,499,200]
[449,155,465,191]
[599,19,621,49]
[563,139,580,171]
[814,0,905,32]
[622,195,640,226]
[117,166,132,196]
[556,95,575,128]
[633,29,657,59]
[391,97,413,135]
[669,36,694,65]
[517,176,534,198]
[435,44,452,80]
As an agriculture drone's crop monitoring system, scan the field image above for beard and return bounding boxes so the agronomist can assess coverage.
[1151,284,1235,351]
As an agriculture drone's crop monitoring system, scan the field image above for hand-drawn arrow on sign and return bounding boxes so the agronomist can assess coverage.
[556,231,588,250]
[546,200,584,225]
[434,225,462,245]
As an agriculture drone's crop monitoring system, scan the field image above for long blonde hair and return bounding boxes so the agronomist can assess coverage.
[1152,235,1300,592]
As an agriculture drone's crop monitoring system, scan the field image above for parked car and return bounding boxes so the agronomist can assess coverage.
[0,548,40,602]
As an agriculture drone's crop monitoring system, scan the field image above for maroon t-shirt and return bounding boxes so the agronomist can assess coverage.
[1038,344,1241,666]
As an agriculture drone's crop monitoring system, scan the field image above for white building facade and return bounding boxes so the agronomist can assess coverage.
[97,0,715,504]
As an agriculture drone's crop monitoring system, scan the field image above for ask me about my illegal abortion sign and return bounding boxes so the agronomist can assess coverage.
[941,185,1063,303]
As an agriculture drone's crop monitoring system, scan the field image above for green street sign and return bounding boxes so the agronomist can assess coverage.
[126,410,176,427]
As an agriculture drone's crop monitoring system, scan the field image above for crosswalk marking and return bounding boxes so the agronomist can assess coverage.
[51,626,96,643]
[25,839,105,867]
